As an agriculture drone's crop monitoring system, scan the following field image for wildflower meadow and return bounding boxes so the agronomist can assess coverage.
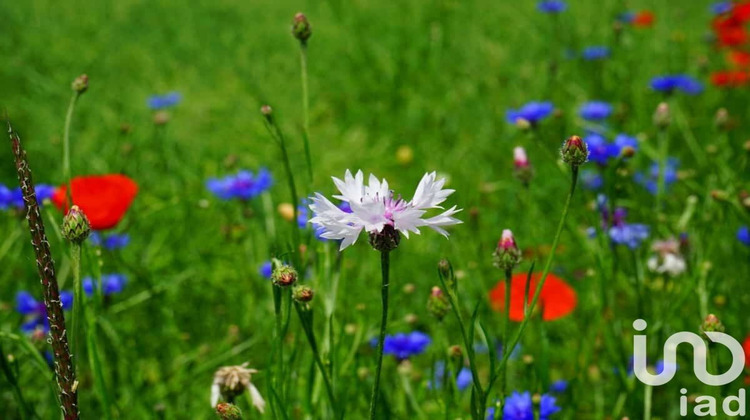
[2,1,750,419]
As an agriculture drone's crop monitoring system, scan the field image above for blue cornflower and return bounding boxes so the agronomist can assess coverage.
[581,170,603,190]
[16,291,73,333]
[650,75,704,95]
[0,185,11,210]
[503,391,562,420]
[613,133,638,151]
[89,232,130,250]
[206,168,273,201]
[581,46,610,61]
[428,362,473,391]
[147,92,182,110]
[83,273,127,296]
[578,101,612,121]
[618,11,636,23]
[259,261,273,279]
[374,331,431,360]
[537,0,567,13]
[506,102,554,125]
[4,185,54,209]
[609,223,650,249]
[634,159,679,194]
[711,1,732,15]
[486,407,496,420]
[738,226,750,246]
[585,133,620,165]
[550,379,568,393]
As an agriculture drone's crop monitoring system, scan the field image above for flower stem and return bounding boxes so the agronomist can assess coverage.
[655,128,668,213]
[8,122,79,419]
[294,303,337,415]
[299,41,313,181]
[0,341,34,420]
[498,268,512,398]
[493,166,579,384]
[643,384,652,420]
[63,92,80,205]
[369,251,391,419]
[70,243,83,359]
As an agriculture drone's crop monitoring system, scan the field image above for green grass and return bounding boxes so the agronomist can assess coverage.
[1,0,749,418]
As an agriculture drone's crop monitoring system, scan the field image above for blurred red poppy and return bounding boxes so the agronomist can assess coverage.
[52,175,138,230]
[729,51,750,67]
[632,11,655,28]
[489,272,577,321]
[711,70,750,86]
[743,336,750,368]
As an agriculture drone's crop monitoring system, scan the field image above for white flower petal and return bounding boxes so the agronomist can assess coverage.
[411,172,454,209]
[332,169,364,202]
[248,384,266,413]
[210,383,220,408]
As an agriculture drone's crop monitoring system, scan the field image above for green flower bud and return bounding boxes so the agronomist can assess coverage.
[71,74,89,94]
[560,135,589,167]
[492,229,522,271]
[292,13,312,42]
[272,265,298,287]
[427,287,450,321]
[62,205,91,244]
[653,102,670,129]
[292,285,314,302]
[215,403,243,420]
[700,313,725,338]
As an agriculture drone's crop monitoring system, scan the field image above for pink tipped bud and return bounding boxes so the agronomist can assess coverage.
[560,135,588,167]
[513,147,529,168]
[513,146,533,186]
[493,229,522,271]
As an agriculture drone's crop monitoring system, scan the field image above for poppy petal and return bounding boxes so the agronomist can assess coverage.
[489,272,577,321]
[52,175,138,230]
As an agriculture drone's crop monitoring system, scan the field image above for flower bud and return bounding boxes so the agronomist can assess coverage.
[620,146,636,158]
[153,110,170,125]
[514,118,531,130]
[513,146,533,186]
[492,229,522,271]
[62,205,91,244]
[277,203,295,221]
[447,345,463,359]
[272,265,298,287]
[427,286,450,321]
[710,190,729,202]
[700,313,725,336]
[369,224,400,252]
[71,74,89,94]
[402,283,415,294]
[739,190,750,211]
[653,102,670,129]
[396,145,414,165]
[292,285,314,302]
[714,108,729,130]
[292,13,312,42]
[260,105,273,116]
[215,403,243,420]
[560,135,589,167]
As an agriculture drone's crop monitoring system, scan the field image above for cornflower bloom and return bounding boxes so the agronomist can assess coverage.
[578,101,612,121]
[537,0,567,13]
[206,169,272,201]
[650,75,704,94]
[581,46,610,60]
[83,274,127,296]
[89,232,130,250]
[372,331,431,360]
[147,92,182,110]
[16,291,73,334]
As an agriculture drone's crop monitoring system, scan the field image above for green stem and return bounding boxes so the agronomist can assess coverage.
[299,42,313,181]
[655,128,668,214]
[0,342,34,420]
[272,284,285,414]
[498,268,512,399]
[493,166,579,384]
[369,251,391,419]
[643,384,652,420]
[62,92,80,205]
[70,244,83,359]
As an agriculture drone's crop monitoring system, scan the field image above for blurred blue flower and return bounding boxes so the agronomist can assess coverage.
[147,92,182,110]
[581,46,610,60]
[83,273,127,296]
[506,102,554,125]
[711,1,732,15]
[580,170,603,190]
[618,11,636,23]
[537,0,567,13]
[503,391,561,419]
[550,379,568,393]
[650,75,704,95]
[372,331,431,360]
[15,290,73,334]
[486,407,496,420]
[585,133,620,165]
[456,367,473,391]
[738,226,750,246]
[206,168,273,200]
[428,362,473,391]
[259,261,273,279]
[613,133,638,151]
[609,223,650,249]
[579,101,612,121]
[2,185,54,210]
[89,232,130,250]
[0,185,11,210]
[634,159,679,194]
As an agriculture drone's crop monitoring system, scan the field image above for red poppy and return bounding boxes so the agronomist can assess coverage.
[632,11,655,28]
[729,51,750,67]
[52,175,138,230]
[718,26,749,47]
[711,70,750,86]
[743,336,750,368]
[489,272,577,321]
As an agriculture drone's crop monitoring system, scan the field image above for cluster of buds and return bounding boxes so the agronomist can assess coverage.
[513,146,533,186]
[215,403,243,420]
[700,314,725,338]
[210,363,265,413]
[653,102,670,129]
[272,265,298,287]
[560,135,588,167]
[292,13,312,42]
[61,205,91,244]
[492,229,522,271]
[71,74,89,94]
[426,286,450,321]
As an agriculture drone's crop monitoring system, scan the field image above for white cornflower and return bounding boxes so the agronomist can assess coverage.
[210,363,265,414]
[647,238,687,277]
[309,170,462,250]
